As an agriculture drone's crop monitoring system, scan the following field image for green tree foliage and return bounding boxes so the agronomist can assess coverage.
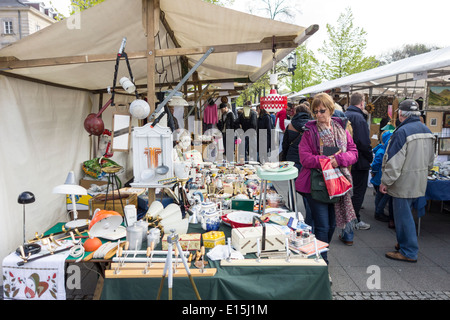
[203,0,235,6]
[378,43,440,65]
[319,7,378,80]
[283,44,321,92]
[50,0,105,19]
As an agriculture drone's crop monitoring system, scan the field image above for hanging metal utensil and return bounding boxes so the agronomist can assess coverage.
[156,135,169,175]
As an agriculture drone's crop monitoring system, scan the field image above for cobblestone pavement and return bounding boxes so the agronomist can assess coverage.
[3,286,450,301]
[332,291,450,300]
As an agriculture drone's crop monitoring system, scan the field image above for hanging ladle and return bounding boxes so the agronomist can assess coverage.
[156,135,169,175]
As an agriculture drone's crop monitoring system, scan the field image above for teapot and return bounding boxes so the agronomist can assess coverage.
[199,201,222,231]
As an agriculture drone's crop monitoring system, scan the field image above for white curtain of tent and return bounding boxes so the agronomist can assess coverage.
[0,75,92,270]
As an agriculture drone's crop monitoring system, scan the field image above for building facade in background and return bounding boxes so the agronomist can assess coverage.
[0,0,56,49]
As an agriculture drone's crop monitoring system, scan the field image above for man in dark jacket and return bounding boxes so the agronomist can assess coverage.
[280,104,312,170]
[218,103,236,157]
[280,104,313,227]
[345,93,373,231]
[256,105,273,162]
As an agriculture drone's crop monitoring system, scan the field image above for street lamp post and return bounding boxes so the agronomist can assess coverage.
[287,54,297,90]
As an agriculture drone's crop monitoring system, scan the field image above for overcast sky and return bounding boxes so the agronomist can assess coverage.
[48,0,450,58]
[231,0,450,58]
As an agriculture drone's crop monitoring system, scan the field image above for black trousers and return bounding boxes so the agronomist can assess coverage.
[350,169,369,221]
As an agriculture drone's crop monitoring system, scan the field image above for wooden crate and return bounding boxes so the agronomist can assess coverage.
[89,193,138,216]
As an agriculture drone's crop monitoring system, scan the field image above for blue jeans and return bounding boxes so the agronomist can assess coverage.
[392,197,419,260]
[374,185,393,219]
[304,194,336,264]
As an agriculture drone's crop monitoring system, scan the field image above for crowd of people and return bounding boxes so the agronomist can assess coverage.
[276,93,434,265]
[225,93,434,267]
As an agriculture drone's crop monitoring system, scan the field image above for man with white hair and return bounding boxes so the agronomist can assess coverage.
[380,99,435,262]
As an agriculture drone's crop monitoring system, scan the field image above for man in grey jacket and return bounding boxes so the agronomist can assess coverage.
[380,99,435,262]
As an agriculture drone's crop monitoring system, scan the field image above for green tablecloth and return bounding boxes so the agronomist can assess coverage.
[100,223,332,300]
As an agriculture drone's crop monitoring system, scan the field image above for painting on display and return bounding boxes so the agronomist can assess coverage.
[426,111,444,133]
[427,84,450,108]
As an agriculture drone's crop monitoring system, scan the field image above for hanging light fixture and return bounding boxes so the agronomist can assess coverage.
[129,99,150,119]
[260,44,288,113]
[168,95,189,107]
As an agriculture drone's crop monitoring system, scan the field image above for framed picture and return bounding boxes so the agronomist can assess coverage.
[427,84,450,109]
[426,111,443,133]
[438,137,450,155]
[430,118,437,126]
[444,112,450,128]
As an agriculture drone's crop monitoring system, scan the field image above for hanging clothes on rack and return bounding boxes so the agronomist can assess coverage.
[203,98,218,132]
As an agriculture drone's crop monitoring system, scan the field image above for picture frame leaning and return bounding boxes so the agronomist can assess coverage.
[444,112,450,129]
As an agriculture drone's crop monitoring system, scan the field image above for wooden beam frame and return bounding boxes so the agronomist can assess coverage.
[0,35,298,70]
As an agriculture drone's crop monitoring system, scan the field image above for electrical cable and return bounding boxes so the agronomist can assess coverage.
[69,242,85,262]
[93,242,118,259]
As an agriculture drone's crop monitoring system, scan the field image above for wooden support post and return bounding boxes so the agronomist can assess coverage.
[145,0,158,116]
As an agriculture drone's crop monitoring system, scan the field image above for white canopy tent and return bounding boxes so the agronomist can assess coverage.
[0,0,317,280]
[289,46,450,101]
[0,0,317,92]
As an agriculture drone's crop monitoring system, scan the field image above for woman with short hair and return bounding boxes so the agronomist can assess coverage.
[295,93,358,263]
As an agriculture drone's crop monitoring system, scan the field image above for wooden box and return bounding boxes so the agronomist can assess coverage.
[162,233,201,251]
[231,225,286,255]
[89,193,138,216]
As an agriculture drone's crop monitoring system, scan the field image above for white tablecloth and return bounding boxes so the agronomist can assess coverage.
[2,241,72,300]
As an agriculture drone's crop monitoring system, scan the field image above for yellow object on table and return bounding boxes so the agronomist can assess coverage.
[202,231,225,248]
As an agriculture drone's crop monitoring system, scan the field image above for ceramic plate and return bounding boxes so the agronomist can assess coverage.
[262,161,294,172]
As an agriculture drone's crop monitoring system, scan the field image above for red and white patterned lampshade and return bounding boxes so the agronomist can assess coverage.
[260,88,287,113]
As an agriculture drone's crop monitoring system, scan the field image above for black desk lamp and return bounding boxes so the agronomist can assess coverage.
[17,191,41,256]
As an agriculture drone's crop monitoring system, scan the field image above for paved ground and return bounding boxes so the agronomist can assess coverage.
[3,182,449,301]
[273,181,450,300]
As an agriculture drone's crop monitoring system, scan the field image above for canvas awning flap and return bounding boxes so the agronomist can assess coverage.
[0,0,309,91]
[290,46,450,98]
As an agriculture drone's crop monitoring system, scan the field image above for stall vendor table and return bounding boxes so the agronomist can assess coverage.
[100,223,332,300]
[413,179,450,235]
[18,215,331,300]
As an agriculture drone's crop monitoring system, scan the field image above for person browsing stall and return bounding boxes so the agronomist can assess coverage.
[380,99,435,263]
[370,130,394,225]
[344,92,373,231]
[217,102,236,156]
[280,104,313,226]
[295,93,358,263]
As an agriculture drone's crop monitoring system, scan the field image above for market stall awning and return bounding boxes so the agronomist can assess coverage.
[289,46,450,99]
[0,0,317,92]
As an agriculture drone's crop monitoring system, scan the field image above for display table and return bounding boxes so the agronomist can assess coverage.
[412,179,450,235]
[425,179,450,201]
[100,223,332,300]
[412,179,450,218]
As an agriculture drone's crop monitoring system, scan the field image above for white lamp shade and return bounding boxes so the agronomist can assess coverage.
[89,209,123,237]
[129,99,150,119]
[52,184,87,195]
[168,96,189,107]
[53,171,87,195]
[119,77,136,94]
